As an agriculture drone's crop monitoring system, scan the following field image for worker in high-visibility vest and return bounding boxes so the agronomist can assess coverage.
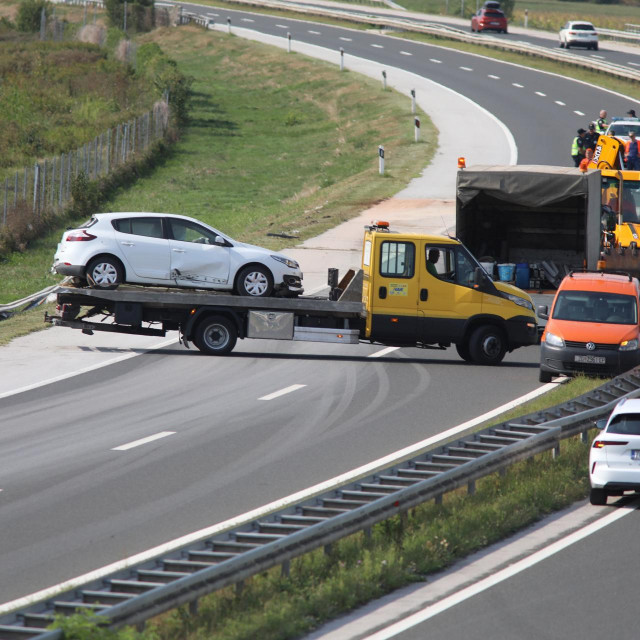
[571,128,587,167]
[624,130,640,170]
[594,109,608,135]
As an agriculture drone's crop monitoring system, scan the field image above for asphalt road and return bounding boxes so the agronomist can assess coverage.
[2,4,639,611]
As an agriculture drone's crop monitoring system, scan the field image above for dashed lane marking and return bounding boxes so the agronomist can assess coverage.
[259,384,307,401]
[112,432,176,452]
[368,347,400,358]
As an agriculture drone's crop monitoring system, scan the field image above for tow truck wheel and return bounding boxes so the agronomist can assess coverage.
[589,488,607,506]
[236,265,274,297]
[468,325,506,365]
[455,342,473,362]
[86,256,123,289]
[194,315,237,355]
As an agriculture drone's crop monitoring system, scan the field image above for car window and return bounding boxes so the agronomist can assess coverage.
[168,218,219,244]
[425,246,476,286]
[607,414,640,435]
[552,291,638,324]
[130,217,164,239]
[380,241,415,278]
[573,23,594,30]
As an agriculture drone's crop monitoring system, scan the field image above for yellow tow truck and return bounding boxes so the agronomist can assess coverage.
[46,222,539,365]
[589,134,640,272]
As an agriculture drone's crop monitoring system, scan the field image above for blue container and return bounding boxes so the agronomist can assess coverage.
[497,263,515,282]
[515,263,530,289]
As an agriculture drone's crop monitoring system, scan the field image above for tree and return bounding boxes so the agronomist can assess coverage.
[104,0,154,33]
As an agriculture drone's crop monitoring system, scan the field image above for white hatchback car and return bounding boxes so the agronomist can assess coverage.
[52,212,303,297]
[559,21,598,50]
[606,118,640,142]
[590,398,640,505]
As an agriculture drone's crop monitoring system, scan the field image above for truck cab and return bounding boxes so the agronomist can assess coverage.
[361,222,538,364]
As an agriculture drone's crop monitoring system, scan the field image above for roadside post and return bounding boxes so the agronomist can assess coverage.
[287,32,291,53]
[410,89,416,114]
[524,9,528,28]
[227,17,231,33]
[382,70,387,90]
[414,117,420,142]
[340,47,344,71]
[378,146,385,175]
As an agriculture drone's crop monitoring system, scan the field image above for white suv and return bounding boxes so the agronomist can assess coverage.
[52,212,303,297]
[590,398,640,505]
[606,118,640,141]
[559,21,598,50]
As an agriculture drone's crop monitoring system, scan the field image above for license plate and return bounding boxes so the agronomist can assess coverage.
[631,450,640,461]
[574,355,606,364]
[490,21,499,24]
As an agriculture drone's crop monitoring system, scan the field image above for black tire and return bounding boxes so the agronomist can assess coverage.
[503,28,508,33]
[539,369,553,383]
[565,42,570,49]
[456,342,473,362]
[194,315,237,355]
[589,488,607,506]
[235,265,274,297]
[86,256,124,289]
[594,43,598,51]
[468,325,507,365]
[559,41,564,48]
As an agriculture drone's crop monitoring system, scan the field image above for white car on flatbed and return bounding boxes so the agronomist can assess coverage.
[52,212,303,297]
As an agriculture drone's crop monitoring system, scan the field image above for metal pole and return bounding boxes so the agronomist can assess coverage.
[123,0,127,34]
[59,153,64,208]
[3,178,7,227]
[33,163,39,215]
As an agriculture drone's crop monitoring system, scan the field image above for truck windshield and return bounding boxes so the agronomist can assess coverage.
[552,291,638,324]
[602,177,640,223]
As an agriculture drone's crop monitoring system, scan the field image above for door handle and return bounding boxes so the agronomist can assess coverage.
[172,249,186,253]
[121,242,134,246]
[379,286,387,299]
[420,288,428,301]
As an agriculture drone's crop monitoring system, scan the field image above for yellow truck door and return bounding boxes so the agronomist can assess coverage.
[419,243,484,343]
[366,236,420,342]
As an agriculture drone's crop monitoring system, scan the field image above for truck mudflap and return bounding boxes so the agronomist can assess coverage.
[505,315,539,348]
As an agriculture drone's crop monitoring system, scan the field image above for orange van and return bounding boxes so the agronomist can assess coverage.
[538,271,640,382]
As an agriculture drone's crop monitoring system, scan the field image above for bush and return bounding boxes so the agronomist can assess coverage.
[104,0,154,34]
[16,0,50,33]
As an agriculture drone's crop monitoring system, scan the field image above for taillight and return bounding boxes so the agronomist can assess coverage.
[592,440,628,448]
[66,230,97,241]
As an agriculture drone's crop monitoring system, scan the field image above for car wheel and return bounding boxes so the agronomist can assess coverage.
[236,265,274,297]
[194,315,237,355]
[468,325,507,365]
[565,42,570,49]
[86,256,124,289]
[539,369,553,383]
[503,28,508,33]
[589,488,607,506]
[594,43,598,51]
[455,341,473,362]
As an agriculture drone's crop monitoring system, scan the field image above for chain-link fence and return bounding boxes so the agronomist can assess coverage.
[0,100,169,228]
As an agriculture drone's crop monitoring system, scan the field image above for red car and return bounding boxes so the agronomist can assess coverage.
[471,6,508,33]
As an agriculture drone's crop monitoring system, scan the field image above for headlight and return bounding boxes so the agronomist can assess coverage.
[545,331,565,348]
[271,255,299,269]
[505,293,534,312]
[620,339,638,351]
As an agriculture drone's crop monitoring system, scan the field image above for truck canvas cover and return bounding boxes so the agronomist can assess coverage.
[456,165,602,274]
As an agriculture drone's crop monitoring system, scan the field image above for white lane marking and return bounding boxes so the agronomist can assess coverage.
[590,54,605,60]
[555,100,566,106]
[275,24,289,29]
[535,91,546,96]
[368,346,400,358]
[340,36,352,41]
[429,58,442,63]
[371,44,384,49]
[308,30,321,35]
[399,51,412,56]
[0,337,179,400]
[574,110,585,116]
[488,74,500,79]
[259,384,307,401]
[512,82,523,87]
[0,382,558,616]
[459,66,473,71]
[366,506,634,639]
[112,432,176,452]
[241,18,254,23]
[206,12,219,16]
[630,61,640,67]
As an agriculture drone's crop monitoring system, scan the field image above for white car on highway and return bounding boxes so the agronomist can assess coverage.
[559,21,598,50]
[590,398,640,505]
[606,118,640,141]
[52,212,303,297]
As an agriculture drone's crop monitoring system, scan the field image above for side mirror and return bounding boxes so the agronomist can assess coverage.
[537,304,549,320]
[474,267,488,287]
[595,418,607,430]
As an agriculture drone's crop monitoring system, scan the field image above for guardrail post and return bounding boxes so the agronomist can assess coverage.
[236,580,244,596]
[467,480,476,495]
[581,430,589,444]
[435,494,442,505]
[552,442,561,459]
[324,543,333,556]
[364,526,372,539]
[189,598,198,615]
[281,559,290,577]
[499,467,507,478]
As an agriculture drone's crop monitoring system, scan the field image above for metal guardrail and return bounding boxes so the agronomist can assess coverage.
[0,285,64,320]
[2,368,640,639]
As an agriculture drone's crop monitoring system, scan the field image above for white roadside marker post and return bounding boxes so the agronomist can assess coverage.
[287,32,291,53]
[382,69,387,90]
[414,117,420,142]
[410,88,416,114]
[340,47,344,71]
[378,146,385,175]
[227,17,231,33]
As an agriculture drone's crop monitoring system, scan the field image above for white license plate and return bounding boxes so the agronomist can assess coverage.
[631,450,640,461]
[490,21,499,25]
[574,355,606,364]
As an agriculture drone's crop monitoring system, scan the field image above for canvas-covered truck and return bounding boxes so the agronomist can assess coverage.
[45,223,539,365]
[456,165,602,288]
